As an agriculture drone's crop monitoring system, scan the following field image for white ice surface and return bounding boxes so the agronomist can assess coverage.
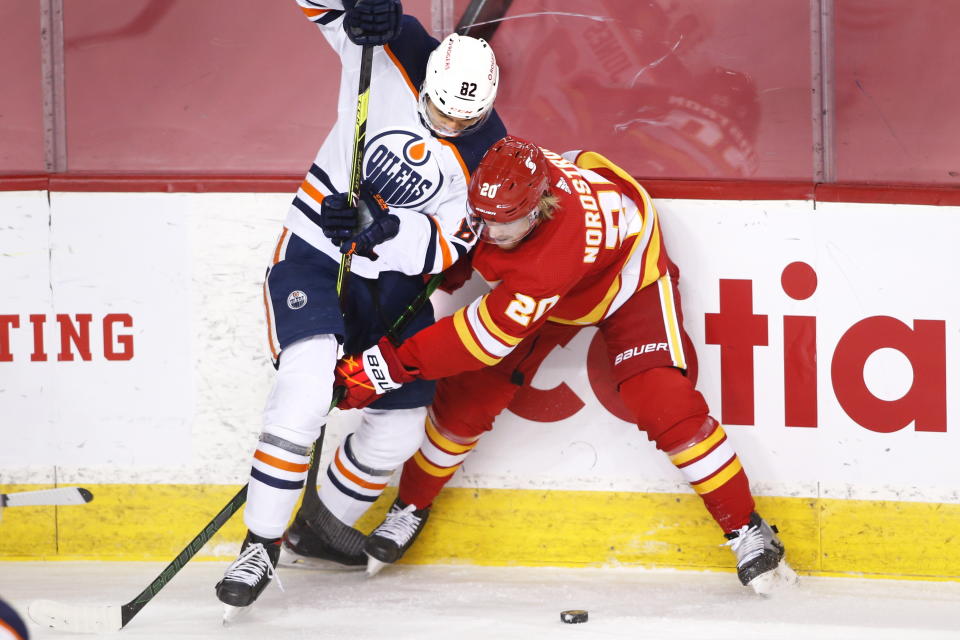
[2,562,960,640]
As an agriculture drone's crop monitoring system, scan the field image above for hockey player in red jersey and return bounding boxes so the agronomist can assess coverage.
[333,136,797,593]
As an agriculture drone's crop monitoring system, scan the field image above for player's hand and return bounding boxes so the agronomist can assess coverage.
[341,215,399,260]
[344,0,403,46]
[319,192,357,246]
[340,185,399,260]
[437,250,474,293]
[333,337,420,410]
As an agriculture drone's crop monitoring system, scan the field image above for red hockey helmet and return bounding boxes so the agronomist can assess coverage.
[468,136,551,247]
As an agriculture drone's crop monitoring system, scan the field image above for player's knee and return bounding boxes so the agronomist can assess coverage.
[428,409,491,442]
[351,406,428,469]
[429,374,515,439]
[262,334,338,444]
[662,415,724,458]
[618,367,711,451]
[429,410,483,448]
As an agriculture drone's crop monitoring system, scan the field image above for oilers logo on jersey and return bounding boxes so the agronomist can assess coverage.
[364,130,445,209]
[286,290,307,310]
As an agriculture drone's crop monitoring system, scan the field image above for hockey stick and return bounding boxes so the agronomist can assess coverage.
[28,273,444,633]
[28,486,248,633]
[456,0,515,41]
[0,487,93,508]
[386,272,445,344]
[335,43,375,301]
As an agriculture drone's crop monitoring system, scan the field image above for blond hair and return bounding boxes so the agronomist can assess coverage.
[538,192,560,220]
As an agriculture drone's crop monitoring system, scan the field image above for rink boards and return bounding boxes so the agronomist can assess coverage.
[1,187,959,580]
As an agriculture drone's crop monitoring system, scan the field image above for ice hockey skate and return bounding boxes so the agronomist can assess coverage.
[724,512,798,595]
[364,498,431,576]
[279,500,367,570]
[215,532,283,623]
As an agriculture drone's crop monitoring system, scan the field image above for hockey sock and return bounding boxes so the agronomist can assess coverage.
[244,432,312,539]
[398,415,480,509]
[318,433,392,526]
[665,416,754,533]
[619,368,754,533]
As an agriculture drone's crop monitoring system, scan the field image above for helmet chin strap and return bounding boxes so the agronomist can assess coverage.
[417,93,488,139]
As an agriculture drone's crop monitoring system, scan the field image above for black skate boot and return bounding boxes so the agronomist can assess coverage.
[363,497,431,576]
[280,499,367,569]
[724,512,798,595]
[215,531,282,621]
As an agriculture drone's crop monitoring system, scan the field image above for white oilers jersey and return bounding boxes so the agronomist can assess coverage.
[288,0,506,279]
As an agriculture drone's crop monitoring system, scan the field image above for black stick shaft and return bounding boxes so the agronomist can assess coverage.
[117,422,335,628]
[387,273,444,344]
[119,485,249,627]
[300,425,327,511]
[336,44,375,300]
[456,0,514,40]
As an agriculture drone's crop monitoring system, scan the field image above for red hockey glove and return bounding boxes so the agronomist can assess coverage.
[333,336,420,410]
[437,250,475,294]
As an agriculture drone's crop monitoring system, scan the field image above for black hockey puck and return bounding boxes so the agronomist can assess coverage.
[560,610,588,624]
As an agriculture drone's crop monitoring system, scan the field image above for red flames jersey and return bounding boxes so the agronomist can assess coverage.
[397,148,669,380]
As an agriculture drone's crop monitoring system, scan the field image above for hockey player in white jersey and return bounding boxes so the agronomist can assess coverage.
[214,0,506,616]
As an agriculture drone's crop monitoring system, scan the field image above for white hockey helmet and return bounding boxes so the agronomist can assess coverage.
[418,33,499,137]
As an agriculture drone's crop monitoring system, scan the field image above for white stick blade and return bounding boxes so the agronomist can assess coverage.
[5,487,94,507]
[27,600,122,634]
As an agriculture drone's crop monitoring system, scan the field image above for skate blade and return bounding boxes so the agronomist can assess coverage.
[749,561,799,596]
[222,603,251,625]
[278,547,366,571]
[365,555,389,577]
